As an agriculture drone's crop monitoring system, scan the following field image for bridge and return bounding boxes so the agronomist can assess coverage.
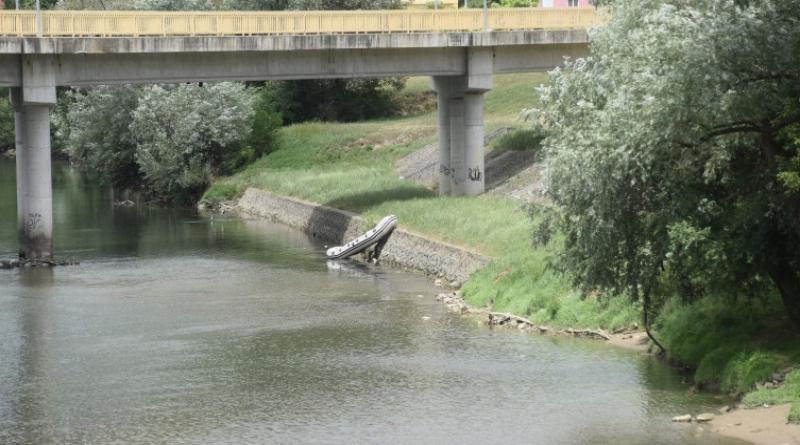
[0,8,599,260]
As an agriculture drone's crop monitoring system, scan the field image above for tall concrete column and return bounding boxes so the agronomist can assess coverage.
[13,56,57,261]
[11,88,28,241]
[460,92,485,196]
[432,76,463,196]
[448,97,466,195]
[431,48,493,197]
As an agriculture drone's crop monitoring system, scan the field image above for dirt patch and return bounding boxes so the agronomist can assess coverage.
[395,135,547,202]
[708,404,800,445]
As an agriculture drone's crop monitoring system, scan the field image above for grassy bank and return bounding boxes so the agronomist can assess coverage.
[204,73,800,418]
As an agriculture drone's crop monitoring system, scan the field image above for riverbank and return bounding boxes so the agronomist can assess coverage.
[221,184,800,445]
[220,185,800,445]
[202,73,800,435]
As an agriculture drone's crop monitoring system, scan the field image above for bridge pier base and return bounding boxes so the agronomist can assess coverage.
[10,87,55,261]
[432,53,492,196]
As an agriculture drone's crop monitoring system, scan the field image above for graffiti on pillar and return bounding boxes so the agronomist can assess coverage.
[468,166,482,182]
[440,164,463,185]
[27,212,42,232]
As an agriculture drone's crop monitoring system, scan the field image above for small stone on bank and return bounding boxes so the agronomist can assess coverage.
[434,279,443,287]
[718,405,731,414]
[696,413,714,422]
[672,415,693,423]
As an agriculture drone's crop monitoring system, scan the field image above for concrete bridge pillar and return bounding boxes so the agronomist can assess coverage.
[11,57,57,261]
[432,47,493,196]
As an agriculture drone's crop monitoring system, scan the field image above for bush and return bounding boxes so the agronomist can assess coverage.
[721,351,783,395]
[0,90,13,151]
[55,85,142,189]
[131,83,255,203]
[492,126,547,153]
[264,78,404,123]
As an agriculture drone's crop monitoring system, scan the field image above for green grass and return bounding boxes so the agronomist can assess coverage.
[492,127,547,154]
[743,369,800,422]
[461,246,639,329]
[204,72,549,256]
[656,294,800,410]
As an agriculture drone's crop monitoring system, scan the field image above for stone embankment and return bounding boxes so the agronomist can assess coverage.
[231,188,489,284]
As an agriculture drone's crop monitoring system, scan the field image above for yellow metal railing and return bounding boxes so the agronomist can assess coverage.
[0,8,601,37]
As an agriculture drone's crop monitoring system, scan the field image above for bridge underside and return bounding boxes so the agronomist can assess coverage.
[3,30,589,260]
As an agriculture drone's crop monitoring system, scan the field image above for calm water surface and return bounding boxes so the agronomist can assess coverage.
[0,158,746,445]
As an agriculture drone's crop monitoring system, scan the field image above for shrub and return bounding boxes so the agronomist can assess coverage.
[492,126,547,153]
[131,83,255,203]
[0,90,14,151]
[721,351,783,395]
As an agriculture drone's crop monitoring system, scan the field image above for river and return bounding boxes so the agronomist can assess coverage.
[0,158,746,445]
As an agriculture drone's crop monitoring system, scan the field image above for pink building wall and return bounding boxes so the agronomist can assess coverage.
[540,0,592,7]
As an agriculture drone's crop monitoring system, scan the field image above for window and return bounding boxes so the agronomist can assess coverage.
[568,0,580,6]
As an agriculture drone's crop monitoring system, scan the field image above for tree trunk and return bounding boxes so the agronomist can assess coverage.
[767,251,800,331]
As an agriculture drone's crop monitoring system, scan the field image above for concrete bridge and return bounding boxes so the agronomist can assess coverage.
[0,8,598,260]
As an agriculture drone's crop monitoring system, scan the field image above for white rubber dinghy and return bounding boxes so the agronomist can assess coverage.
[326,215,398,260]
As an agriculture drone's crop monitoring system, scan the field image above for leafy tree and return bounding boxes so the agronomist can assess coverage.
[536,0,800,325]
[0,89,13,151]
[266,78,403,123]
[55,85,142,189]
[131,83,254,202]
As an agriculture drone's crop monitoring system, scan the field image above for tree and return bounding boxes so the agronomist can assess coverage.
[130,83,255,202]
[536,0,800,325]
[0,89,13,151]
[55,85,142,188]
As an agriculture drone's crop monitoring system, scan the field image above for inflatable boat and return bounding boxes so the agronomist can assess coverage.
[326,215,398,260]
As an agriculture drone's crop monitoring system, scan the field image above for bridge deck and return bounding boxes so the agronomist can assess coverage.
[0,8,602,37]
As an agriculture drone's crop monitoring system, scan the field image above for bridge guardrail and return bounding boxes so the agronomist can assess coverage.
[0,8,602,37]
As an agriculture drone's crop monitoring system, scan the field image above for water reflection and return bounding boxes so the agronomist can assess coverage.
[0,158,746,445]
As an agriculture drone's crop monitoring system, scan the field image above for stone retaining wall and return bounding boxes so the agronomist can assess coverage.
[236,188,489,283]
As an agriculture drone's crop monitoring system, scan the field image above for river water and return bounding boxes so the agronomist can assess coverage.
[0,158,745,445]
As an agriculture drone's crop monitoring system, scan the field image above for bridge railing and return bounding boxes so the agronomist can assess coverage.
[0,8,602,37]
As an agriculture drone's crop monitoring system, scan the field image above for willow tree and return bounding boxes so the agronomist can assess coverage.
[537,1,800,325]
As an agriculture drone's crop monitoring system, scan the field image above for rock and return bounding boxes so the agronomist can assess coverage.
[696,413,714,423]
[772,372,785,382]
[672,415,693,423]
[417,294,424,299]
[538,326,549,333]
[421,316,431,321]
[434,279,443,287]
[449,280,461,289]
[718,405,731,414]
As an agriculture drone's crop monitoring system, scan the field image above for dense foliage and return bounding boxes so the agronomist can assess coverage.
[55,85,142,188]
[55,83,263,202]
[536,0,800,325]
[130,83,255,202]
[0,90,13,151]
